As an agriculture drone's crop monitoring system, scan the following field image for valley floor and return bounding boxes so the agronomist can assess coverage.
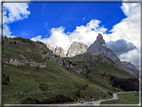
[69,91,139,106]
[3,91,140,107]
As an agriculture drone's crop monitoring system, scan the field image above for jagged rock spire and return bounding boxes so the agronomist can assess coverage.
[95,33,105,47]
[97,33,103,40]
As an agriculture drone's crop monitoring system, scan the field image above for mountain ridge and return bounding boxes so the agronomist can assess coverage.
[86,33,138,77]
[46,33,139,77]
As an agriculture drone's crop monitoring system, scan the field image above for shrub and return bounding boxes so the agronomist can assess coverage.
[107,91,112,96]
[2,74,7,84]
[83,86,85,90]
[39,83,48,91]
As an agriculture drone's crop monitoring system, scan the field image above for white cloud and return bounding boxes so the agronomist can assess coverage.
[0,1,31,37]
[107,2,140,67]
[3,3,30,24]
[22,31,28,35]
[108,3,140,48]
[31,2,140,67]
[120,48,140,68]
[31,19,108,53]
[31,35,42,41]
[83,17,85,20]
[45,22,48,29]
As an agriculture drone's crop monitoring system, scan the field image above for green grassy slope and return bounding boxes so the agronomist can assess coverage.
[2,37,111,104]
[2,37,139,104]
[101,92,139,104]
[69,54,135,78]
[68,53,138,93]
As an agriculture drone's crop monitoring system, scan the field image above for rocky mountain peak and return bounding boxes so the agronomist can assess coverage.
[86,33,139,77]
[45,44,65,57]
[97,33,103,40]
[54,46,66,57]
[86,33,106,55]
[95,33,106,47]
[66,41,88,57]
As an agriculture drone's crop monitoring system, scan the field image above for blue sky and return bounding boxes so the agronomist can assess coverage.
[8,3,126,39]
[2,2,140,68]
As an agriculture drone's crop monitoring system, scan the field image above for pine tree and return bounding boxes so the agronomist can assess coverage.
[13,41,16,44]
[7,76,9,81]
[2,40,4,44]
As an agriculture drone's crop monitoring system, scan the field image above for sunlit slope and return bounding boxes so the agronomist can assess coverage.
[2,37,112,104]
[68,53,135,78]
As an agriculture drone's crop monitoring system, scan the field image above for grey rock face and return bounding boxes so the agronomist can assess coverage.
[57,58,90,73]
[54,46,66,57]
[66,41,88,57]
[86,33,139,77]
[3,58,47,68]
[9,58,25,66]
[46,44,55,53]
[76,66,90,73]
[86,33,106,55]
[46,44,65,57]
[122,61,137,70]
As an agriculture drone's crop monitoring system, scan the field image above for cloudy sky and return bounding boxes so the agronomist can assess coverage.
[1,0,141,69]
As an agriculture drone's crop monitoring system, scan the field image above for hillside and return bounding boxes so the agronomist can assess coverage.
[2,36,139,104]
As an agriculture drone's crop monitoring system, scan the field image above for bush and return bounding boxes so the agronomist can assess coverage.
[75,89,81,97]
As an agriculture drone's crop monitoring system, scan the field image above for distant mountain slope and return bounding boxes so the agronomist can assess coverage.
[122,61,138,70]
[86,33,139,77]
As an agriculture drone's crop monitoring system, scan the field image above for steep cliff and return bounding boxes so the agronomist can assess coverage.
[66,41,88,57]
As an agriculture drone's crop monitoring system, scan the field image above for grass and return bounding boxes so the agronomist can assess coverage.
[2,37,139,104]
[101,93,139,104]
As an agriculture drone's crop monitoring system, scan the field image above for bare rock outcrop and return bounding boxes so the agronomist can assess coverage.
[66,41,88,57]
[46,44,55,53]
[46,44,65,57]
[3,58,47,68]
[57,58,90,73]
[122,61,138,70]
[54,46,66,57]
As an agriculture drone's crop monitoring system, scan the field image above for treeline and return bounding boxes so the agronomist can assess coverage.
[21,93,74,104]
[108,74,139,91]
